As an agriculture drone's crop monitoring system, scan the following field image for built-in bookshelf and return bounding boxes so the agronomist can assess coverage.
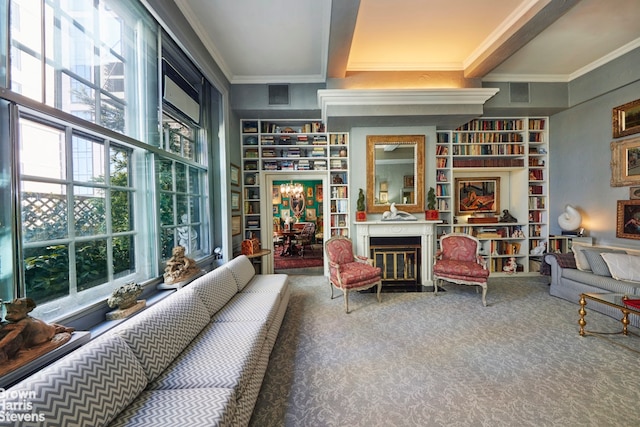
[240,119,350,245]
[436,117,549,276]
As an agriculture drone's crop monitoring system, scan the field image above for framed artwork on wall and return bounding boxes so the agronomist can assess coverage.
[630,186,640,199]
[230,163,240,186]
[306,208,317,221]
[613,98,640,138]
[272,186,281,204]
[316,184,323,202]
[610,136,640,186]
[231,216,241,236]
[616,199,640,240]
[231,191,241,211]
[455,177,500,215]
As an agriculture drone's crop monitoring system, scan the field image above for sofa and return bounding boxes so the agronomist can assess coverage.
[2,255,289,427]
[545,243,640,328]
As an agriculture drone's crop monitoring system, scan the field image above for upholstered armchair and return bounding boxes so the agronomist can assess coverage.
[433,233,489,306]
[325,235,382,313]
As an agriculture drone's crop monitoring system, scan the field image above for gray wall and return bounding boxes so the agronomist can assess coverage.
[549,48,640,248]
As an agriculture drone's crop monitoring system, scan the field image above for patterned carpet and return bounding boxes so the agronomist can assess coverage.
[273,244,323,270]
[250,275,640,427]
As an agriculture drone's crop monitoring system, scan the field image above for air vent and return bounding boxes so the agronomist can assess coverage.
[509,82,530,103]
[268,85,289,105]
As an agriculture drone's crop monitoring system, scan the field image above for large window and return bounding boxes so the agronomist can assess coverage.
[10,0,159,143]
[19,114,154,320]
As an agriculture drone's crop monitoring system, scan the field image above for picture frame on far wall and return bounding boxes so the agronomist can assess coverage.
[230,163,240,186]
[231,190,241,211]
[231,216,241,236]
[616,199,640,240]
[630,186,640,199]
[610,136,640,186]
[613,98,640,138]
[454,177,500,216]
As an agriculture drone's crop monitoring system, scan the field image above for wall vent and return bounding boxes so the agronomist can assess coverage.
[268,84,289,105]
[509,82,530,103]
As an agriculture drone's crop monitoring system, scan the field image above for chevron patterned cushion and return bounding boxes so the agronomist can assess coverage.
[189,266,239,316]
[113,287,210,382]
[108,388,236,427]
[213,292,280,324]
[225,255,256,291]
[149,321,266,393]
[6,334,147,427]
[241,273,289,295]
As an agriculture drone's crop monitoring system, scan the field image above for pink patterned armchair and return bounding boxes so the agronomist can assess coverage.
[325,235,382,313]
[433,233,489,306]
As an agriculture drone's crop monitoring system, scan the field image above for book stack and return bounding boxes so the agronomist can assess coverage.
[313,135,327,144]
[298,159,310,170]
[296,135,308,145]
[311,147,325,157]
[313,160,327,170]
[261,135,274,145]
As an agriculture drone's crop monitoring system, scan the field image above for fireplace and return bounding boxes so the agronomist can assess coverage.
[354,220,439,289]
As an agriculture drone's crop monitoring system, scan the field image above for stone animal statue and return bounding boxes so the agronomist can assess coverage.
[0,298,75,362]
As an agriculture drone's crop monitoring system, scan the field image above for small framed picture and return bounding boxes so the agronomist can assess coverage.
[231,190,241,211]
[306,208,317,221]
[631,186,640,199]
[613,98,640,138]
[617,199,640,240]
[307,187,313,198]
[230,163,240,186]
[231,216,241,236]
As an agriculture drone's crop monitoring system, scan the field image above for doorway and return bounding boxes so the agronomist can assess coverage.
[264,173,328,275]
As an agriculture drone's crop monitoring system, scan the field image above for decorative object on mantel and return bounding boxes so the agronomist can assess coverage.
[106,282,145,320]
[356,188,367,222]
[499,209,518,223]
[382,203,417,221]
[160,245,203,290]
[425,187,439,220]
[558,205,582,233]
[0,298,75,375]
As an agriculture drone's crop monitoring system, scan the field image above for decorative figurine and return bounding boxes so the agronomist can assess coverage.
[161,245,202,288]
[503,257,517,274]
[499,209,518,223]
[382,203,417,221]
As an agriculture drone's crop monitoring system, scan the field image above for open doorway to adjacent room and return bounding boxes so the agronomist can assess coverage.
[265,173,327,275]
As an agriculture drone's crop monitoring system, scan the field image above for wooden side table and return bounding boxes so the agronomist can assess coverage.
[245,248,271,273]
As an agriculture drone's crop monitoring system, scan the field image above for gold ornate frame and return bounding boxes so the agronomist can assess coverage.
[616,199,640,240]
[613,98,640,138]
[366,135,425,213]
[610,136,640,186]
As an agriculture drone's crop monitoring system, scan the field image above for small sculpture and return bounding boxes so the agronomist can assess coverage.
[357,189,365,212]
[499,209,518,223]
[163,245,201,286]
[503,257,517,274]
[108,282,143,310]
[558,205,582,232]
[382,202,417,221]
[530,242,546,255]
[0,298,74,365]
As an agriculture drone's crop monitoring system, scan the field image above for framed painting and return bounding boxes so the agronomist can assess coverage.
[613,98,640,138]
[230,163,240,186]
[307,186,313,198]
[316,184,323,202]
[455,177,500,215]
[231,216,241,236]
[610,136,640,186]
[616,199,640,240]
[231,190,241,211]
[272,186,282,205]
[306,208,317,221]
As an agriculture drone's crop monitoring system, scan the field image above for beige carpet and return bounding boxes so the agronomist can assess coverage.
[250,275,640,427]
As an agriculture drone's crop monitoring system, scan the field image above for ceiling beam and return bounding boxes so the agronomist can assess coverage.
[465,0,582,79]
[326,0,361,79]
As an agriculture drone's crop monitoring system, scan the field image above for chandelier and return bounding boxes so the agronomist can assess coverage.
[280,182,303,198]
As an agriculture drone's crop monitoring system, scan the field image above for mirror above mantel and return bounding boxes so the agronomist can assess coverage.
[366,135,425,214]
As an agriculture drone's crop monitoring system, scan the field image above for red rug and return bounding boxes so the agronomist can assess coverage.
[274,249,324,270]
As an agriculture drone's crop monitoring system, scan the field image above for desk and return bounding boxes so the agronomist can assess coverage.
[246,248,271,273]
[276,230,301,257]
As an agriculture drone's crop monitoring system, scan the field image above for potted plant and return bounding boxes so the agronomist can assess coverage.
[425,187,439,220]
[356,188,367,222]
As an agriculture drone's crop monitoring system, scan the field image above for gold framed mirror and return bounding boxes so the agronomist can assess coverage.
[366,135,425,213]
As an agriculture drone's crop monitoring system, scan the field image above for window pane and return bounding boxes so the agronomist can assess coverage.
[111,189,132,233]
[113,235,134,278]
[20,119,66,179]
[72,135,105,183]
[160,227,175,260]
[159,193,173,226]
[21,181,68,243]
[24,244,70,303]
[76,239,108,290]
[175,162,187,193]
[189,166,200,193]
[74,186,106,236]
[157,159,172,191]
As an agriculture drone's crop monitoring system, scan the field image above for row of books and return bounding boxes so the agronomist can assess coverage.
[453,158,525,168]
[262,160,328,171]
[452,144,525,156]
[260,121,324,133]
[436,145,449,155]
[457,119,524,131]
[452,133,524,143]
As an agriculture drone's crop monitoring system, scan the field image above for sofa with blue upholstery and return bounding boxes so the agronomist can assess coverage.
[3,255,289,427]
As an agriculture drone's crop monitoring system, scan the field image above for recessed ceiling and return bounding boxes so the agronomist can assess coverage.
[174,0,640,84]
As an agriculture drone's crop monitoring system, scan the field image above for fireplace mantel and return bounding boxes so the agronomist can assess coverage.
[354,220,441,288]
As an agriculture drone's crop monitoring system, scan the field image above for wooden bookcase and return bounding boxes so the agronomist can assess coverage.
[436,117,549,276]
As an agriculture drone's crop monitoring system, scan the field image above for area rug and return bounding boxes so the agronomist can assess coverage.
[274,244,323,270]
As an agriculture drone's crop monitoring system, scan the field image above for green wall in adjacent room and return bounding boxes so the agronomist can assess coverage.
[273,180,323,226]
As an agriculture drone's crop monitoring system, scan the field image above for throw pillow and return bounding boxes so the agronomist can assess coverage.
[581,248,626,277]
[571,243,592,271]
[600,253,640,282]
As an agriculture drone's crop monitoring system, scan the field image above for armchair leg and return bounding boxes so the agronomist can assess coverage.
[480,284,487,307]
[376,281,382,303]
[344,289,350,313]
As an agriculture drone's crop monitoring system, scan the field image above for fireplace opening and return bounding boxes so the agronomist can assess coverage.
[369,236,422,292]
